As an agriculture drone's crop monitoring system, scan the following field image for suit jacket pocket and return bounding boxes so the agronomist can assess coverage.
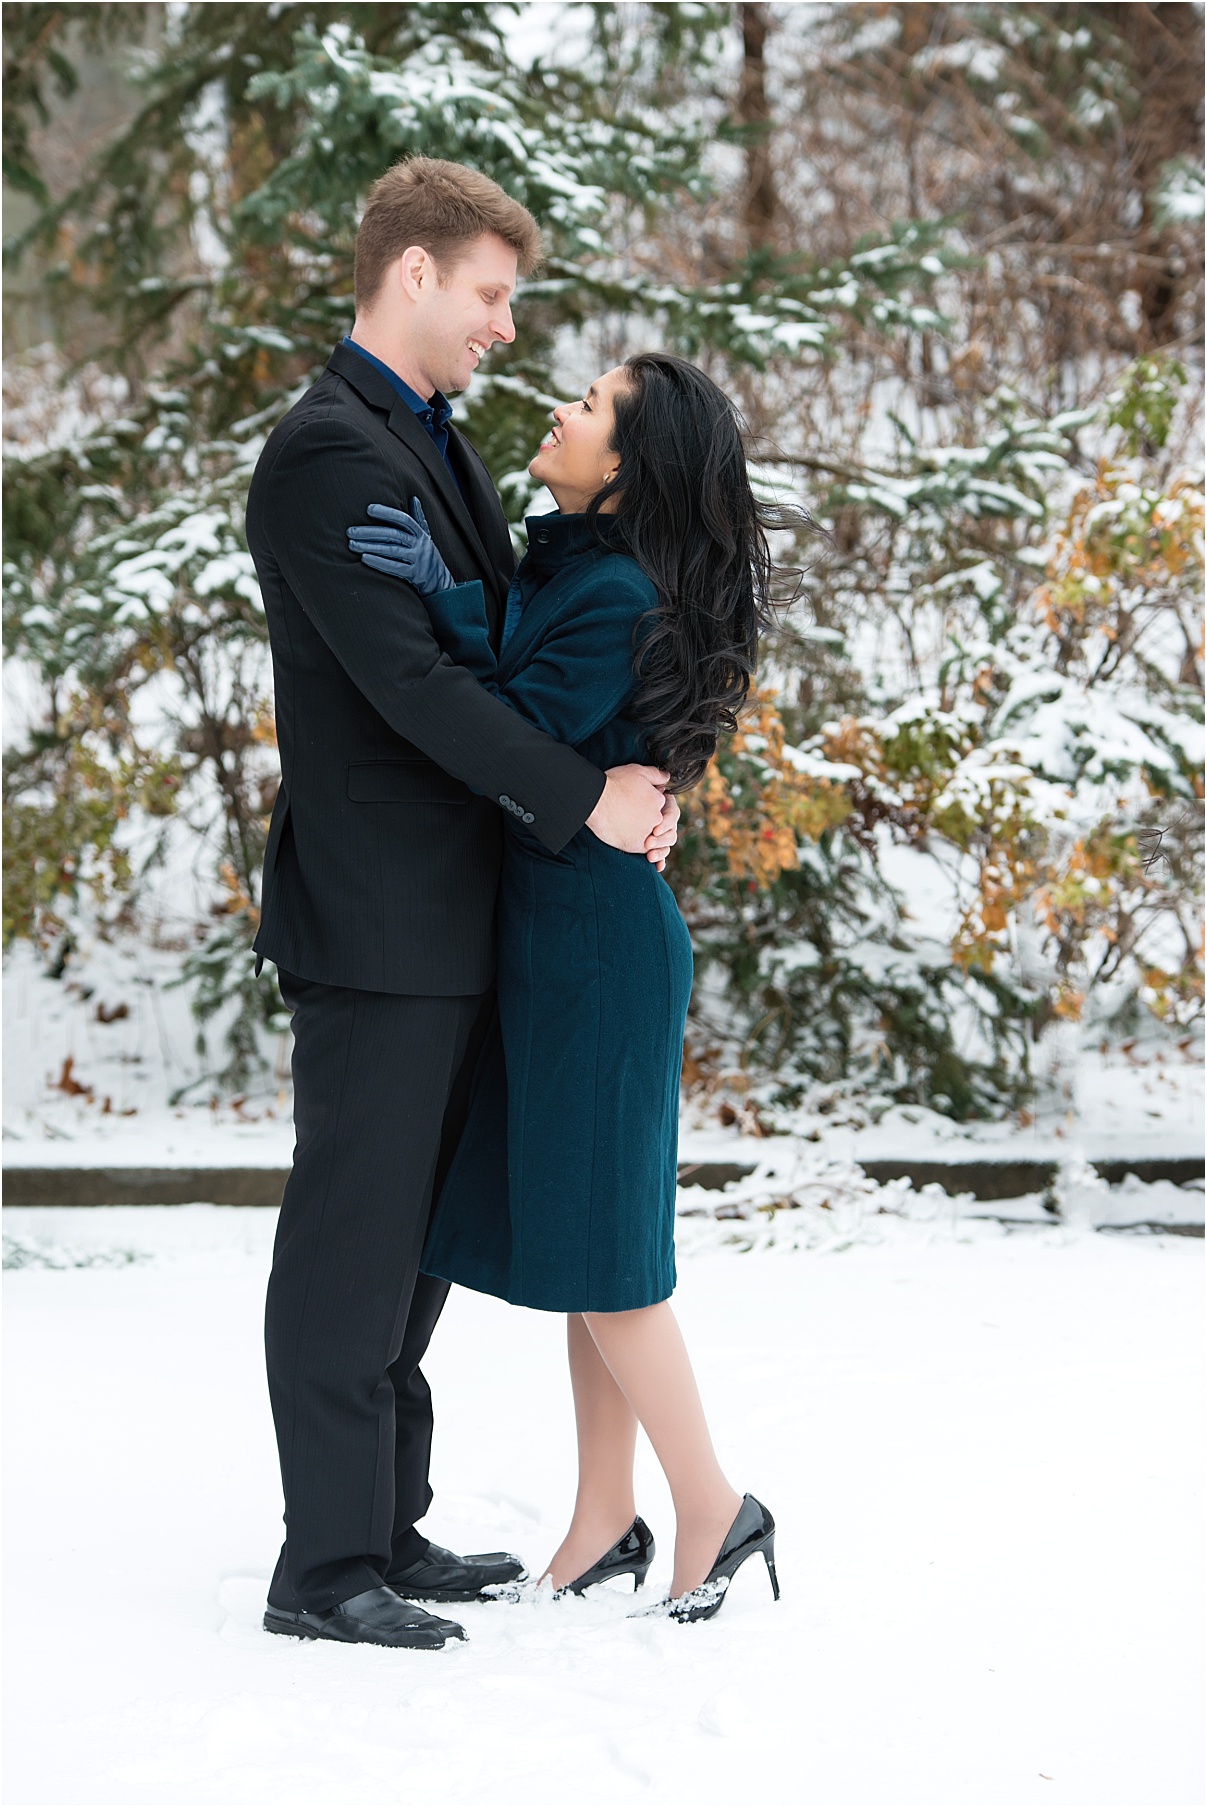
[346,759,468,805]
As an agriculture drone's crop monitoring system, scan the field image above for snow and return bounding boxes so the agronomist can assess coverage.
[5,936,1203,1183]
[3,1205,1202,1806]
[1152,159,1205,229]
[913,38,1007,83]
[1,653,48,751]
[301,25,608,234]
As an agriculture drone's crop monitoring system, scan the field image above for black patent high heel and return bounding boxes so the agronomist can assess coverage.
[634,1494,778,1624]
[556,1516,655,1597]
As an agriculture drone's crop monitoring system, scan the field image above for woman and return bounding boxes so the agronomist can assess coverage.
[347,353,792,1622]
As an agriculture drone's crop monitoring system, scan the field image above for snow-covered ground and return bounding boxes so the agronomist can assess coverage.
[2,937,294,1167]
[3,1205,1203,1807]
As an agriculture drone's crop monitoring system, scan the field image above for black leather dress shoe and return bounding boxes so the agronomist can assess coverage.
[263,1584,467,1648]
[386,1542,527,1603]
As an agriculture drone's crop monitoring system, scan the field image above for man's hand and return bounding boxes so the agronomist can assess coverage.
[586,764,670,854]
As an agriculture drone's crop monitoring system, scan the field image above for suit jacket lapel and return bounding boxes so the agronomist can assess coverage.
[382,398,498,588]
[447,430,515,579]
[446,429,517,646]
[325,344,503,619]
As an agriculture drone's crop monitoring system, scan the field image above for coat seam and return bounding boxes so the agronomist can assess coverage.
[584,835,603,1305]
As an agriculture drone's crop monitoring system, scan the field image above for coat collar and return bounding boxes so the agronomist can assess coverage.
[325,342,501,601]
[495,514,626,683]
[519,510,622,587]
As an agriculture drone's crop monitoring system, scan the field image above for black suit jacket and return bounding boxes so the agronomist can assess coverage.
[247,342,605,994]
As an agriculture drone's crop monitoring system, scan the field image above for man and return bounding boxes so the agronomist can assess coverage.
[246,158,677,1650]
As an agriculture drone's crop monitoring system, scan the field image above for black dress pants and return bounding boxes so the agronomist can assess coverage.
[265,970,493,1612]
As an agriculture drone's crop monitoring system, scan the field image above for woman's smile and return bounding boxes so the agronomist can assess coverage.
[528,368,628,511]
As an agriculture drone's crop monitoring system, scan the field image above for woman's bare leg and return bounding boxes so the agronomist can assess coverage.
[583,1302,742,1597]
[542,1313,640,1589]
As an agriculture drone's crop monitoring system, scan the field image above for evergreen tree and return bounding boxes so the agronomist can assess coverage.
[564,3,1204,1121]
[3,2,952,1093]
[4,3,1201,1118]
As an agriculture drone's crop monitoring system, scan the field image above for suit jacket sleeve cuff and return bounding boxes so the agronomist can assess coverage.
[398,656,606,854]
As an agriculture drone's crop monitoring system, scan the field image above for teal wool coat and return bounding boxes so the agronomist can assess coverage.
[419,513,693,1312]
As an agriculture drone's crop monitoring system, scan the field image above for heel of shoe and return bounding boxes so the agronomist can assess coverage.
[562,1517,656,1597]
[263,1608,318,1640]
[762,1540,781,1602]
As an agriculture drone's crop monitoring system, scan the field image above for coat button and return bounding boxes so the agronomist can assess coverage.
[499,794,511,808]
[536,530,550,544]
[522,812,534,824]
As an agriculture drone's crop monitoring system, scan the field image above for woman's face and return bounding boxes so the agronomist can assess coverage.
[528,365,629,514]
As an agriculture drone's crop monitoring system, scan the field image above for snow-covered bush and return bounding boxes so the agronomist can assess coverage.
[670,357,1202,1121]
[3,3,1202,1110]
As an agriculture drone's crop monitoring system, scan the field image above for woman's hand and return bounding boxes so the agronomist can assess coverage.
[646,789,680,870]
[346,499,455,597]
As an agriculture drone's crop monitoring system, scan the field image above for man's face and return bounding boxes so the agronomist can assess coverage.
[411,233,518,395]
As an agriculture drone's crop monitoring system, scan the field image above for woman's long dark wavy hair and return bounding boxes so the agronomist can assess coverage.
[584,352,810,791]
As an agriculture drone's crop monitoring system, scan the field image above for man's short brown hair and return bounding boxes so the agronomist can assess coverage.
[354,158,542,308]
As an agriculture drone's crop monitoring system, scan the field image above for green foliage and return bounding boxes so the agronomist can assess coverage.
[3,3,1202,1117]
[169,919,285,1099]
[3,716,181,948]
[1106,357,1187,457]
[1,4,131,201]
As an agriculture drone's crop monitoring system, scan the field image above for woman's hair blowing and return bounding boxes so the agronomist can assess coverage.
[585,352,807,790]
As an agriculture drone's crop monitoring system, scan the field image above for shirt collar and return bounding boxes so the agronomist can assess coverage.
[342,337,452,431]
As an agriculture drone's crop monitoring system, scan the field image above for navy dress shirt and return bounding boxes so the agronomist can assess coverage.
[342,337,462,495]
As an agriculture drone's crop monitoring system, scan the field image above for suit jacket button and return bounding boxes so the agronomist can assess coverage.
[499,794,511,808]
[522,812,534,824]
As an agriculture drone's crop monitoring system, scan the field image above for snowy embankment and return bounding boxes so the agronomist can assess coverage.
[3,939,1203,1240]
[3,1205,1203,1807]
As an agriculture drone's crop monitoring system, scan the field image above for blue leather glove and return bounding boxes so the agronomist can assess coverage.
[346,498,455,597]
